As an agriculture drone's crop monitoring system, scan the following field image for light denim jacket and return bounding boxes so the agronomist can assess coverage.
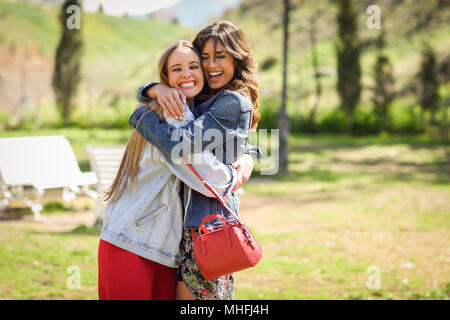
[101,107,237,268]
[130,86,262,229]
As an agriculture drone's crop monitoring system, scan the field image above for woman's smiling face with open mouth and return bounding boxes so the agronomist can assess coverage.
[200,38,236,91]
[167,45,204,99]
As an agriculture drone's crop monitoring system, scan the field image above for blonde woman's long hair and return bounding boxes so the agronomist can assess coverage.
[104,40,199,202]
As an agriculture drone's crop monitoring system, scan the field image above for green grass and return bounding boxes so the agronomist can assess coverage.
[234,133,450,299]
[0,224,99,299]
[0,129,448,299]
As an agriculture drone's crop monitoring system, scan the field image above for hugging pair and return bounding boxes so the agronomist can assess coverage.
[98,21,261,300]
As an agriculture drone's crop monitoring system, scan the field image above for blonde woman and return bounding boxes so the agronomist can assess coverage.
[97,40,238,300]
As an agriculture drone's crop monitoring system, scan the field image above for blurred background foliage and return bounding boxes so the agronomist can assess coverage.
[0,0,449,136]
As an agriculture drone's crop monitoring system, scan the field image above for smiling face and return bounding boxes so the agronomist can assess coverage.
[167,45,204,100]
[200,38,236,91]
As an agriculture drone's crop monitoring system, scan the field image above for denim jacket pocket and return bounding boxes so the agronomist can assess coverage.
[135,204,168,227]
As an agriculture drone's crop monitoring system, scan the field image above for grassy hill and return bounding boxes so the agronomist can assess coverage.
[0,0,195,128]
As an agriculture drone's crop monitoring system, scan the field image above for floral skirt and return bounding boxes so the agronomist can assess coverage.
[177,228,234,300]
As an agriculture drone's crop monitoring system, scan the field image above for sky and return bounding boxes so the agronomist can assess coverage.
[82,0,241,29]
[83,0,182,16]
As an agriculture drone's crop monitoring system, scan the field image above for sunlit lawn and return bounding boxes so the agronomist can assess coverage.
[0,129,449,299]
[236,134,450,299]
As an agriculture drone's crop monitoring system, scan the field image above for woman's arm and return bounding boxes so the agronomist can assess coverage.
[160,150,237,201]
[130,91,252,163]
[151,104,236,200]
[137,82,158,103]
[138,82,186,120]
[231,153,253,193]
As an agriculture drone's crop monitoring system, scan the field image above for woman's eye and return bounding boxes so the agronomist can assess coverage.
[190,65,199,69]
[200,56,208,60]
[216,55,226,59]
[172,68,181,72]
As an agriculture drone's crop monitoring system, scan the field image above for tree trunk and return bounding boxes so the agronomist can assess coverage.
[306,12,322,133]
[336,0,361,135]
[440,97,449,140]
[53,0,83,127]
[278,0,290,174]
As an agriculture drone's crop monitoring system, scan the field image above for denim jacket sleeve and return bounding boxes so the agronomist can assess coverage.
[129,91,252,162]
[137,82,159,103]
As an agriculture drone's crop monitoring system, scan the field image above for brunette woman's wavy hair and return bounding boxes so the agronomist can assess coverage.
[104,40,200,202]
[193,21,260,130]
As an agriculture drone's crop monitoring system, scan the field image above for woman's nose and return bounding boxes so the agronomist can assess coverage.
[182,68,191,77]
[207,57,217,68]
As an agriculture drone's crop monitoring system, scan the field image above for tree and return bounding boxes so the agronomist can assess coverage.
[278,0,290,174]
[438,56,450,139]
[52,0,83,127]
[336,0,361,134]
[419,44,440,126]
[304,1,325,133]
[372,30,395,132]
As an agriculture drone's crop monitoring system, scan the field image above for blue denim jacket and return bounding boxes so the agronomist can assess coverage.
[130,88,260,228]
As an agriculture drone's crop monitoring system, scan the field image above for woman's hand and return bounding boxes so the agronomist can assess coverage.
[231,154,254,193]
[147,84,186,120]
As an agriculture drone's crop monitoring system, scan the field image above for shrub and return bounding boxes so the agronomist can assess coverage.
[257,96,279,130]
[260,56,277,71]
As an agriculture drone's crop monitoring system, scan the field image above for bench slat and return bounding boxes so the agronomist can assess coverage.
[86,145,125,194]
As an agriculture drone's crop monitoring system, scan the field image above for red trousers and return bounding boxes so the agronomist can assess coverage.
[98,239,177,300]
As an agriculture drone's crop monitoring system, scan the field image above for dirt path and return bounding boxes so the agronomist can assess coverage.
[1,211,97,233]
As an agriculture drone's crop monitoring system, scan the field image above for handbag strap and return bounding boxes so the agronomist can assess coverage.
[184,158,242,226]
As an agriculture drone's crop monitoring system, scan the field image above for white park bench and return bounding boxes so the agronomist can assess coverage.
[0,136,98,221]
[85,145,125,220]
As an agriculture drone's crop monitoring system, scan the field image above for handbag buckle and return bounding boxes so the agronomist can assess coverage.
[242,226,251,239]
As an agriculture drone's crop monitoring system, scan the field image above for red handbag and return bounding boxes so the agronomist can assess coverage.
[185,161,263,280]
